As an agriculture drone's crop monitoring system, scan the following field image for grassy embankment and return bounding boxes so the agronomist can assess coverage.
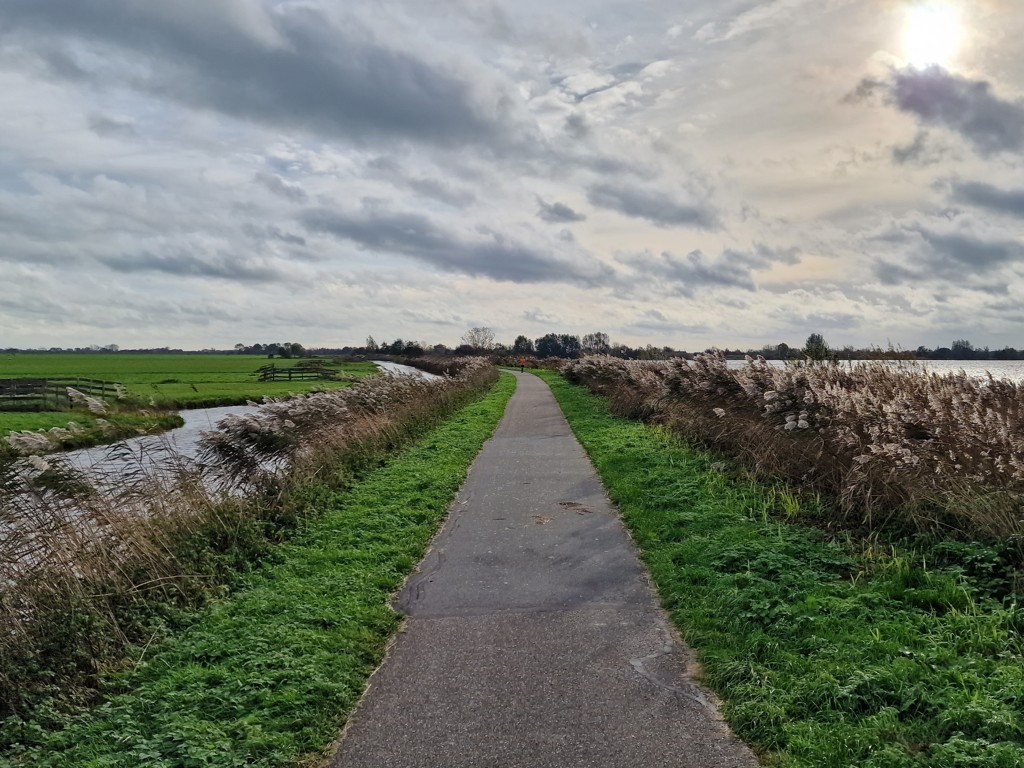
[538,370,1024,768]
[0,354,378,448]
[1,372,515,767]
[0,411,184,445]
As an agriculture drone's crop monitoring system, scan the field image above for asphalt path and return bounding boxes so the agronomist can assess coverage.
[330,372,758,767]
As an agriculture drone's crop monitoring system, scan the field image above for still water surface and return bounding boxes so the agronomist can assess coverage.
[65,361,435,472]
[67,404,255,473]
[725,359,1024,381]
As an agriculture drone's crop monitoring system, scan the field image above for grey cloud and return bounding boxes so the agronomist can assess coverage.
[873,225,1023,288]
[367,157,476,207]
[725,244,800,268]
[406,178,475,208]
[873,260,921,286]
[916,229,1020,273]
[705,0,816,42]
[0,291,66,319]
[435,0,590,57]
[843,77,880,105]
[620,249,755,297]
[617,244,794,297]
[243,223,307,247]
[627,309,709,335]
[571,152,657,180]
[587,183,719,230]
[799,312,861,330]
[537,197,587,223]
[3,0,515,148]
[87,114,136,138]
[853,67,1024,156]
[266,227,307,247]
[301,206,611,286]
[892,132,937,165]
[100,250,287,283]
[255,173,308,204]
[557,62,647,103]
[951,181,1024,218]
[564,113,589,139]
[523,308,558,325]
[399,308,464,326]
[31,46,90,81]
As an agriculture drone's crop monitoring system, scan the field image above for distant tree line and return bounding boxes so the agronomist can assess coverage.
[745,336,1024,362]
[232,342,308,358]
[912,340,1024,361]
[343,329,690,361]
[9,334,1024,362]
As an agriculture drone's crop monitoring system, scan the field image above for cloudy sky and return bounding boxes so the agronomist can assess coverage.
[1,0,1023,350]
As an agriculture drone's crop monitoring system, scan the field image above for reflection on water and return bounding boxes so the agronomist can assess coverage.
[67,404,257,472]
[372,360,441,379]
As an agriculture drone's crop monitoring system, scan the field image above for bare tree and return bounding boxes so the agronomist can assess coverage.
[461,327,496,350]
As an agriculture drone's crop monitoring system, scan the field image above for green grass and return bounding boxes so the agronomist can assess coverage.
[0,354,379,409]
[0,412,97,437]
[0,412,185,447]
[0,354,379,449]
[1,373,516,768]
[537,370,1024,768]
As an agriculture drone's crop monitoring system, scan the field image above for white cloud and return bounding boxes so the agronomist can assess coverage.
[0,0,1023,351]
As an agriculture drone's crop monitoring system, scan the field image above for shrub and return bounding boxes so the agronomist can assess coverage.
[562,354,1024,539]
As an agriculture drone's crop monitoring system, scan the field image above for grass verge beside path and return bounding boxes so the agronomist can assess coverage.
[2,373,516,768]
[538,371,1024,768]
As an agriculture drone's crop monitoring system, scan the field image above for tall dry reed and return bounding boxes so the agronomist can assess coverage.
[563,354,1024,539]
[0,358,497,719]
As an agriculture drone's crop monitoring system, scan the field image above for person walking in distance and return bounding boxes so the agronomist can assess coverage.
[518,356,526,373]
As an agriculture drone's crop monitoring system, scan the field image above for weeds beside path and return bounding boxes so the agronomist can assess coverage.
[1,373,516,767]
[539,371,1024,768]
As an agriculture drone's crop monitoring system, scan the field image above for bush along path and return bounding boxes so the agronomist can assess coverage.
[538,370,1024,768]
[0,373,516,767]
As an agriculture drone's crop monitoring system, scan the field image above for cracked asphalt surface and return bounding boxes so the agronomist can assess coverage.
[329,372,758,767]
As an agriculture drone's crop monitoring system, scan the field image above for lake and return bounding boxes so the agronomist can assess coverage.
[725,359,1024,381]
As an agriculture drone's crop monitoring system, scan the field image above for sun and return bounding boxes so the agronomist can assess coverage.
[903,3,963,68]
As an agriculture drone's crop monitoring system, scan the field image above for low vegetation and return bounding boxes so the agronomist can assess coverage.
[563,354,1024,540]
[0,359,498,746]
[541,371,1024,767]
[0,411,183,446]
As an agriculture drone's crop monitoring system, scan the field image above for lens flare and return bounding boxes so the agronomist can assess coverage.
[904,3,963,68]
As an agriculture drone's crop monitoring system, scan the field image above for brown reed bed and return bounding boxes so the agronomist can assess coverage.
[0,358,497,721]
[563,354,1024,542]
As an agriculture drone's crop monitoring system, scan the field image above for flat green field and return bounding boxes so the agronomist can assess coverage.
[0,354,379,410]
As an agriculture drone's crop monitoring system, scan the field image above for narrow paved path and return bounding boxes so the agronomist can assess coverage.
[330,373,757,767]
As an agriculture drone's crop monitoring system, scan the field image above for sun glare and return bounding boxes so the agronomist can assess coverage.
[904,3,963,68]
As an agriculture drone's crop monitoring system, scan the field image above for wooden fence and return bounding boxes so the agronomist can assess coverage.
[0,378,122,412]
[256,361,339,382]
